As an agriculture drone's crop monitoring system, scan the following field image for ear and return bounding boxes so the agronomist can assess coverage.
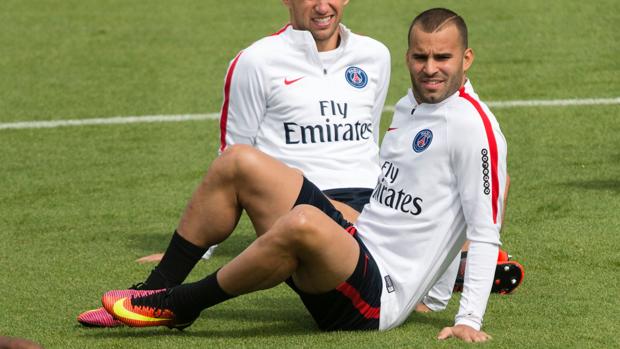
[343,0,350,5]
[463,48,474,72]
[282,0,290,7]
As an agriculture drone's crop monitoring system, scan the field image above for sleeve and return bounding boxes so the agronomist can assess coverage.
[454,241,498,330]
[421,253,460,311]
[449,103,507,245]
[370,46,391,144]
[218,50,267,153]
[448,102,508,329]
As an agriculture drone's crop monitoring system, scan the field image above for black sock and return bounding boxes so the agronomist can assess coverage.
[143,231,208,289]
[132,270,234,320]
[169,270,234,315]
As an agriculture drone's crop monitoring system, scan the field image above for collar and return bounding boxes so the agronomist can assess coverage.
[281,23,351,53]
[407,79,475,109]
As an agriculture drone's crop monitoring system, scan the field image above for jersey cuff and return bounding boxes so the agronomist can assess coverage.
[454,317,481,331]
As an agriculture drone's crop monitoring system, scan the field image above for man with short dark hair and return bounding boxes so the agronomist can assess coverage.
[77,0,390,327]
[98,8,508,342]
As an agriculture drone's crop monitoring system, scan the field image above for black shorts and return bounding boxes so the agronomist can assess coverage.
[323,187,373,212]
[288,178,382,331]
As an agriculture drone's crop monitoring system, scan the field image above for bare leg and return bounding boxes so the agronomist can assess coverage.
[176,144,305,247]
[103,205,361,327]
[136,152,363,264]
[100,145,364,324]
[139,145,311,288]
[218,205,360,295]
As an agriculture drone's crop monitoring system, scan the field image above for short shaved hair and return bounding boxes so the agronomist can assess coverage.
[408,8,468,49]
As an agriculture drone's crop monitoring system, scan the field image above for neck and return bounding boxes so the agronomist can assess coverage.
[317,36,340,52]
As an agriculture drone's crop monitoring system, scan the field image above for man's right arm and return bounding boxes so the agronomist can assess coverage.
[218,50,267,152]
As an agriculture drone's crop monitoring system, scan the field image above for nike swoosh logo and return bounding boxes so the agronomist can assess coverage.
[387,127,398,131]
[284,76,304,85]
[112,297,172,322]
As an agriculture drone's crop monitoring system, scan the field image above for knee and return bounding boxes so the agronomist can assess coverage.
[286,205,317,230]
[211,144,263,181]
[273,206,323,244]
[219,144,257,166]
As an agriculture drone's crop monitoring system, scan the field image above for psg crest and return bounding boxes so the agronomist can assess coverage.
[413,129,433,153]
[345,66,368,88]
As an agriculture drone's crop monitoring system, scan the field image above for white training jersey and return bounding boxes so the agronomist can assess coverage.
[219,24,391,191]
[355,81,507,330]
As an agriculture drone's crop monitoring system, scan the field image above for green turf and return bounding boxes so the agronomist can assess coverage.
[1,1,619,348]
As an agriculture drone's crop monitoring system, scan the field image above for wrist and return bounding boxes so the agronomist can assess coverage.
[454,318,481,331]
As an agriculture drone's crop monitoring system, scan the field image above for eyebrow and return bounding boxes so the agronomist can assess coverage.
[411,52,453,59]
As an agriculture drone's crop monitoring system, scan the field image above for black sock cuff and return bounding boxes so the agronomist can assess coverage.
[143,231,208,289]
[171,230,208,259]
[206,270,234,301]
[174,269,234,313]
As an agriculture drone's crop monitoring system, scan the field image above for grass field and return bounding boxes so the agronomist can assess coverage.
[1,1,619,348]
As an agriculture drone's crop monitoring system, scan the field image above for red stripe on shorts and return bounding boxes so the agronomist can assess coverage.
[345,226,357,236]
[336,282,380,319]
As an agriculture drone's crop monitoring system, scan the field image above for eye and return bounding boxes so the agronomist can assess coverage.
[434,54,452,61]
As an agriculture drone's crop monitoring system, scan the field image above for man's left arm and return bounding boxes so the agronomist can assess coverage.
[443,101,508,341]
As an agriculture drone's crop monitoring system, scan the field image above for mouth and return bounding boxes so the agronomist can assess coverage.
[420,79,444,91]
[312,15,334,29]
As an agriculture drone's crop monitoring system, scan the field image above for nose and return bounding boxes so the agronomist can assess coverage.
[422,59,438,76]
[314,0,329,14]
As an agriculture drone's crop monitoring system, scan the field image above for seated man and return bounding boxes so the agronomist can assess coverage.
[98,8,509,341]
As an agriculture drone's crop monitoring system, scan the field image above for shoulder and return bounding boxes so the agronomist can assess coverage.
[347,31,391,60]
[236,28,293,66]
[444,86,504,149]
[240,37,283,61]
[390,93,414,125]
[394,94,412,113]
[445,87,495,131]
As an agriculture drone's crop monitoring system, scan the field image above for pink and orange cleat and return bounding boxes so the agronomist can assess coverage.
[101,289,196,329]
[77,307,123,327]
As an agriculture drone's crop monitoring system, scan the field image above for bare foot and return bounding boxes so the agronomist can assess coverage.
[415,303,432,313]
[135,253,164,263]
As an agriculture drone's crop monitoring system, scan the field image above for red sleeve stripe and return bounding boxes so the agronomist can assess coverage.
[336,282,380,319]
[272,23,291,36]
[219,25,289,152]
[458,87,499,224]
[219,51,244,152]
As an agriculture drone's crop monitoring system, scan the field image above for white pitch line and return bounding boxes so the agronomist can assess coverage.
[382,97,620,112]
[1,97,618,131]
[0,113,220,130]
[487,97,620,108]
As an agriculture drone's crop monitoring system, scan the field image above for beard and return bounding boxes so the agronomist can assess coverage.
[411,72,465,104]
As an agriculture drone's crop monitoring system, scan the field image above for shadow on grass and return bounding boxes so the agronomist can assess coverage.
[75,303,456,341]
[77,307,316,339]
[403,312,453,329]
[126,229,255,258]
[561,179,620,194]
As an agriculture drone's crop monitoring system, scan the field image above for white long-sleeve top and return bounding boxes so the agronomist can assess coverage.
[218,24,391,191]
[355,80,507,330]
